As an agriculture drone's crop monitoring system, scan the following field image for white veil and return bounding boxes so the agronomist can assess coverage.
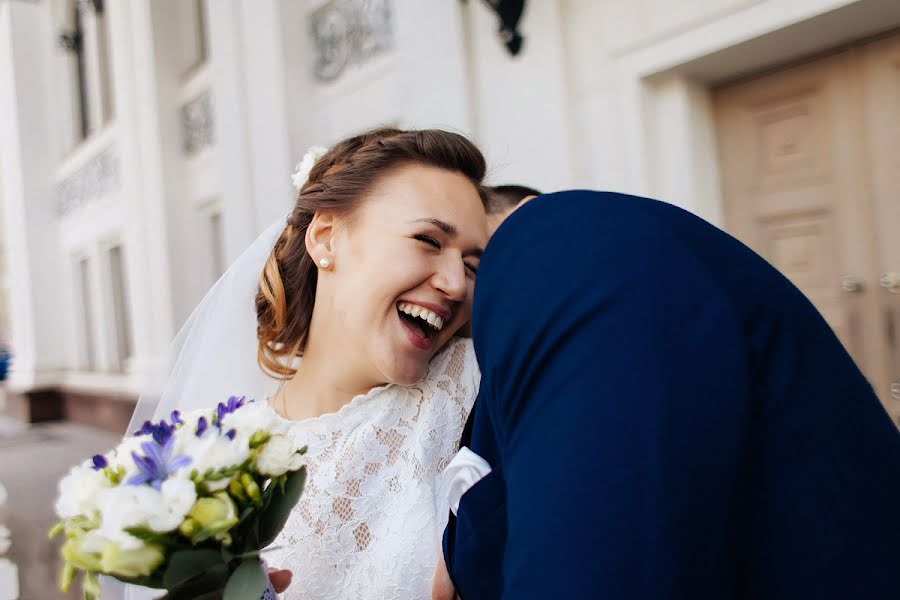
[127,213,288,432]
[105,213,290,600]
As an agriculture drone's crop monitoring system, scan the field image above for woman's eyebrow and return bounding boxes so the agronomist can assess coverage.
[409,217,457,236]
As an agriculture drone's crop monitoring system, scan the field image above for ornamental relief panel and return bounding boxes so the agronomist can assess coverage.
[309,0,393,83]
[56,145,120,217]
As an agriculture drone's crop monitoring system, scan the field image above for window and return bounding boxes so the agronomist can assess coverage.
[196,0,209,66]
[93,1,114,122]
[210,212,225,279]
[180,0,209,74]
[76,256,97,370]
[107,245,132,371]
[58,0,89,140]
[57,0,114,144]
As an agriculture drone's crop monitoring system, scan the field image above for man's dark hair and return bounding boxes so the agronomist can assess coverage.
[486,184,542,214]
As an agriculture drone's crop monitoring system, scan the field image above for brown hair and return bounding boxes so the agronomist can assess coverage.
[256,127,488,379]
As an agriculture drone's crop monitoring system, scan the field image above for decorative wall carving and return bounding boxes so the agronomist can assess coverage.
[56,145,120,217]
[181,91,214,155]
[310,0,393,82]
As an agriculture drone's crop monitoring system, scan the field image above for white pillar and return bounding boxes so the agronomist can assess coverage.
[207,0,295,260]
[645,75,723,225]
[237,0,295,231]
[0,0,68,390]
[103,0,178,387]
[206,0,296,264]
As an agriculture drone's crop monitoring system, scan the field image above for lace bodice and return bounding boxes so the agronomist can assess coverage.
[262,337,479,599]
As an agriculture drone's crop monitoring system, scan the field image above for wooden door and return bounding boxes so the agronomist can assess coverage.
[861,34,900,418]
[714,45,894,415]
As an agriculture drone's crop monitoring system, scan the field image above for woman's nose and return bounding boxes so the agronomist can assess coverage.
[433,257,468,302]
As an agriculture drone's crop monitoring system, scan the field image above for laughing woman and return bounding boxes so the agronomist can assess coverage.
[257,129,487,599]
[120,128,490,600]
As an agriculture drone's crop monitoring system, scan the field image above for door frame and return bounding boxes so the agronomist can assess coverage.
[609,0,900,225]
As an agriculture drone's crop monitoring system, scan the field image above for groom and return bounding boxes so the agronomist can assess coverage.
[437,190,900,599]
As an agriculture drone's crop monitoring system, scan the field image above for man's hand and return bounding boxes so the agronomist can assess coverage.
[432,550,460,600]
[267,568,293,594]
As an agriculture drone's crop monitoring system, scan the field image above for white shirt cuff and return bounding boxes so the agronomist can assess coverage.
[442,447,492,516]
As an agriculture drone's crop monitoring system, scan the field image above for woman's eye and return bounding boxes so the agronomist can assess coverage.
[415,235,441,249]
[465,263,478,277]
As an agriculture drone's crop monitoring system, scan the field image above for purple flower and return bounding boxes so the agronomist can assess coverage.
[171,410,183,426]
[91,455,108,470]
[127,437,191,490]
[134,420,154,436]
[134,419,177,446]
[225,429,236,441]
[196,416,208,437]
[215,396,246,430]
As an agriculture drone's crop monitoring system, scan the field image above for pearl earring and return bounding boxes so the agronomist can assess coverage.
[319,257,331,269]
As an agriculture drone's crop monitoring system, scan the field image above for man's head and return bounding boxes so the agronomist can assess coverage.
[485,184,541,235]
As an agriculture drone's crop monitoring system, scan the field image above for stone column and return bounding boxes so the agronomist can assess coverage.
[0,1,68,412]
[103,0,180,392]
[206,0,295,265]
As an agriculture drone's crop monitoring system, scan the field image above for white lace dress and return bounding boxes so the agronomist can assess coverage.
[262,337,479,599]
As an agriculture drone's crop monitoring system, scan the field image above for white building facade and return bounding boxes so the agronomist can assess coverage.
[1,0,898,432]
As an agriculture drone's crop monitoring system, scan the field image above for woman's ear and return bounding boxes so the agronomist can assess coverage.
[306,212,337,267]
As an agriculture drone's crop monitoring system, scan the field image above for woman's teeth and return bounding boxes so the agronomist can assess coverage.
[398,302,444,331]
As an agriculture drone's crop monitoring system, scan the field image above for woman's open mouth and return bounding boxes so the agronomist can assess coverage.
[397,301,445,350]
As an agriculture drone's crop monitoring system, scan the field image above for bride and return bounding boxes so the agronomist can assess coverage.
[119,128,489,599]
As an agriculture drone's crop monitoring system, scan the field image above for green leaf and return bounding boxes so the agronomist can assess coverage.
[191,591,225,600]
[258,467,306,548]
[223,559,266,600]
[163,549,225,589]
[48,520,65,539]
[237,505,256,526]
[114,573,165,589]
[125,527,188,549]
[191,517,239,545]
[159,564,228,600]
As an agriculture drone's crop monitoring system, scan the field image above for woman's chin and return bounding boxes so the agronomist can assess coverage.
[379,359,429,386]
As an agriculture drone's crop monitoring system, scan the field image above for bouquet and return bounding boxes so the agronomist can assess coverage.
[50,396,306,599]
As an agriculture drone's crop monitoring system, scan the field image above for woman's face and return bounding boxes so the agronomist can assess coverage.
[315,164,487,386]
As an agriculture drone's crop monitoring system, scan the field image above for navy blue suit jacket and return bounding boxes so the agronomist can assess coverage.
[443,191,900,599]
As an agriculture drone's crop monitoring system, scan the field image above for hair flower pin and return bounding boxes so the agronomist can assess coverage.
[291,145,329,190]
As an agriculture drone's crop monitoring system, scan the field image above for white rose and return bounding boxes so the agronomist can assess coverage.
[95,476,195,547]
[96,486,159,549]
[107,435,147,478]
[170,414,206,458]
[255,434,304,477]
[176,408,214,436]
[55,464,110,519]
[150,477,197,531]
[184,429,251,476]
[220,401,287,441]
